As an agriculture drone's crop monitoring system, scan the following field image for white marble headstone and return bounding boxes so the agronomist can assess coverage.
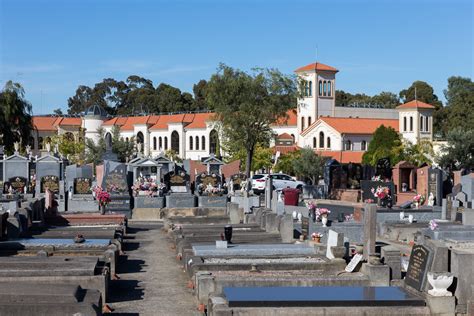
[326,229,344,259]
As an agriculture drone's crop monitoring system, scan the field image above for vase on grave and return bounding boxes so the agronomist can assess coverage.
[414,202,419,209]
[427,272,454,297]
[399,211,405,220]
[100,204,106,215]
[321,215,328,227]
[312,236,321,243]
[224,225,233,243]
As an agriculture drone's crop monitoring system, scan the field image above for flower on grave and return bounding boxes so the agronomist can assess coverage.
[371,175,382,181]
[345,214,354,222]
[315,208,330,220]
[96,189,111,207]
[305,200,317,211]
[372,186,391,199]
[311,232,323,239]
[364,198,375,204]
[429,219,438,231]
[413,194,425,205]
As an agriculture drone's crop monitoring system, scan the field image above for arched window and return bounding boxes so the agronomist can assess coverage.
[361,140,367,151]
[301,117,305,132]
[420,116,424,132]
[291,134,295,143]
[202,136,206,150]
[345,140,352,151]
[319,131,325,148]
[313,137,317,148]
[209,130,218,155]
[319,80,322,96]
[403,117,407,132]
[308,81,312,97]
[195,136,199,150]
[425,116,429,132]
[327,81,332,96]
[159,137,162,150]
[164,137,168,150]
[327,137,331,149]
[153,137,157,150]
[409,117,413,131]
[126,137,129,142]
[308,117,312,127]
[189,136,193,150]
[136,132,144,153]
[38,137,43,150]
[171,131,179,153]
[323,81,327,96]
[105,132,112,151]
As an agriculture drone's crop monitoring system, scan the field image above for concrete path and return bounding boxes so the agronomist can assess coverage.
[110,222,199,316]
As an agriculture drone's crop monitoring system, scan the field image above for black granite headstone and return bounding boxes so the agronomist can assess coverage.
[230,173,247,191]
[428,168,443,206]
[405,244,432,291]
[376,157,392,179]
[74,178,92,194]
[301,217,309,237]
[6,177,27,193]
[40,175,59,193]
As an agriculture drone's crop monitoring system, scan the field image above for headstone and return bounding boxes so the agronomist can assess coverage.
[216,240,228,249]
[345,253,363,272]
[363,203,377,260]
[326,229,344,259]
[405,244,432,291]
[441,198,447,220]
[73,177,92,194]
[164,165,190,193]
[230,173,247,192]
[6,176,27,194]
[40,175,59,193]
[360,180,395,202]
[196,171,222,192]
[428,168,443,206]
[376,157,391,179]
[102,160,131,216]
[381,245,402,279]
[301,216,309,238]
[460,173,474,201]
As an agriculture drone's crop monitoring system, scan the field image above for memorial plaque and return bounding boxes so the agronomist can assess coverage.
[164,166,190,192]
[7,177,27,193]
[74,178,92,194]
[231,173,247,191]
[405,244,432,291]
[345,253,363,272]
[104,169,128,194]
[301,217,309,237]
[196,172,221,187]
[40,175,59,193]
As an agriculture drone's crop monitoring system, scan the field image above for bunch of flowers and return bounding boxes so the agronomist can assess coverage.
[364,198,375,204]
[371,175,382,181]
[305,200,317,211]
[316,208,330,218]
[96,189,111,207]
[345,214,354,222]
[413,194,425,205]
[311,232,323,240]
[429,219,438,231]
[371,186,391,200]
[204,185,224,195]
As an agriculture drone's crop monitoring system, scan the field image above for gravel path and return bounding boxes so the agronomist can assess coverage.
[110,222,199,316]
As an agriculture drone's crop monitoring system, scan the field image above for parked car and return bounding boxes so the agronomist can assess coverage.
[251,173,305,194]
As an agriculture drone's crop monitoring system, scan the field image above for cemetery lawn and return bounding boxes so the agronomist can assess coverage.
[109,222,199,315]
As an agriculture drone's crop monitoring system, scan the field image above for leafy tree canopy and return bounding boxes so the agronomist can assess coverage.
[362,125,402,166]
[274,150,301,176]
[0,81,33,154]
[336,90,400,109]
[206,64,298,177]
[437,127,474,171]
[442,76,474,136]
[292,147,326,185]
[111,126,135,162]
[229,144,273,173]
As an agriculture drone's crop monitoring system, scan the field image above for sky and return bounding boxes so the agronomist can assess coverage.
[0,0,472,115]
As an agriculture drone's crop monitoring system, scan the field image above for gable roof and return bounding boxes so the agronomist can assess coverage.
[33,117,60,131]
[277,133,293,140]
[55,117,82,126]
[302,117,399,136]
[186,113,215,129]
[273,109,297,126]
[295,62,338,73]
[397,100,435,110]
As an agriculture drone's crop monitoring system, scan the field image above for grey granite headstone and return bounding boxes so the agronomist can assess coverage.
[363,203,377,260]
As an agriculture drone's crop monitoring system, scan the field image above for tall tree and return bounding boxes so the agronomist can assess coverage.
[362,125,402,166]
[371,91,400,109]
[85,128,106,166]
[274,150,301,176]
[0,81,33,154]
[206,64,298,177]
[111,126,135,162]
[292,147,326,185]
[443,76,474,136]
[193,79,209,110]
[437,127,474,171]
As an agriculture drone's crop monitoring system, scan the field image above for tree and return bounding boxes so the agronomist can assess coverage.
[164,149,182,163]
[229,145,273,173]
[437,127,474,171]
[193,79,209,110]
[442,76,474,137]
[274,150,301,175]
[206,64,298,178]
[53,108,63,116]
[335,90,399,108]
[49,133,85,164]
[371,91,400,109]
[362,125,402,166]
[292,147,326,185]
[111,126,135,162]
[393,139,434,167]
[0,81,33,154]
[85,128,106,166]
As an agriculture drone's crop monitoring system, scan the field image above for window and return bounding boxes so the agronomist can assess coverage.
[319,131,325,148]
[136,132,144,153]
[308,81,312,96]
[345,140,352,151]
[313,137,317,148]
[202,136,206,151]
[210,130,218,154]
[361,140,367,151]
[420,116,424,132]
[195,136,199,150]
[189,136,193,150]
[308,117,312,127]
[319,80,322,96]
[323,81,327,96]
[159,137,162,150]
[301,117,305,132]
[152,137,156,150]
[425,116,429,132]
[410,117,413,131]
[327,81,332,96]
[38,137,43,150]
[327,137,331,149]
[291,134,295,143]
[171,131,179,153]
[403,117,407,132]
[164,137,168,150]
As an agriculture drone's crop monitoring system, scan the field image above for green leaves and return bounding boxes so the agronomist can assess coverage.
[292,148,325,185]
[362,125,402,166]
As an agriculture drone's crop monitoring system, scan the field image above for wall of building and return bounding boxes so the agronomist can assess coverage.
[334,107,398,119]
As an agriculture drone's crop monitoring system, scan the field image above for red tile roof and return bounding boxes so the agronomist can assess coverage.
[277,133,293,140]
[295,62,338,73]
[273,109,297,126]
[56,117,82,126]
[272,145,301,155]
[397,100,435,109]
[302,117,399,136]
[315,150,365,164]
[186,113,215,129]
[33,117,60,131]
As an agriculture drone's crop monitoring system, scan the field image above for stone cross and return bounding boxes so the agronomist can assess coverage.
[363,203,377,261]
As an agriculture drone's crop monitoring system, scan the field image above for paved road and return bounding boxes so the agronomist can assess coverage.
[110,222,199,316]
